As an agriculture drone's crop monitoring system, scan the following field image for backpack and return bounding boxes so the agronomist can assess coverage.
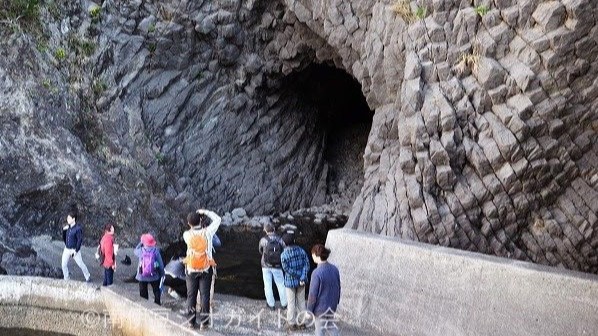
[140,248,158,277]
[183,231,216,271]
[264,236,283,267]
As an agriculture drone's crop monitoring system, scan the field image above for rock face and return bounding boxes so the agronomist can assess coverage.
[331,0,598,272]
[0,0,596,274]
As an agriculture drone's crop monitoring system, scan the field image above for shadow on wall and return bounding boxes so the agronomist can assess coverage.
[282,63,374,209]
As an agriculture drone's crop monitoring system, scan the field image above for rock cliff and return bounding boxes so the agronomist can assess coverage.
[0,0,596,274]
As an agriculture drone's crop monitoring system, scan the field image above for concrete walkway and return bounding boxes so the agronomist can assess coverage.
[31,235,139,285]
[31,236,381,336]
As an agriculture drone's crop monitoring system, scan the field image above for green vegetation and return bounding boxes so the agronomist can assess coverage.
[92,79,107,96]
[0,0,39,22]
[41,78,58,93]
[89,5,101,23]
[391,1,427,23]
[474,5,490,16]
[148,23,156,33]
[415,6,427,20]
[148,43,156,53]
[46,0,60,19]
[0,0,41,33]
[36,42,47,53]
[155,152,166,165]
[68,35,96,57]
[54,47,66,61]
[80,40,95,56]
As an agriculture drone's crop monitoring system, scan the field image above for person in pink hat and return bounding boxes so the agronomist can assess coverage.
[134,233,165,305]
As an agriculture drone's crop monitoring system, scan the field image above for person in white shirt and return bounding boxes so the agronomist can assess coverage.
[180,209,221,330]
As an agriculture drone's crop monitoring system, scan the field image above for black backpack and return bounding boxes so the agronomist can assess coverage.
[264,236,283,267]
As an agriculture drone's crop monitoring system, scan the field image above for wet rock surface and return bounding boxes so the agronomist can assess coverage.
[163,209,346,299]
[0,221,62,278]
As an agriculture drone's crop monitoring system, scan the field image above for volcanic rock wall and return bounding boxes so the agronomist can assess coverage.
[0,0,596,274]
[283,0,598,272]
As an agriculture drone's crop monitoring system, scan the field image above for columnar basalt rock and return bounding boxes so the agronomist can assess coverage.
[0,0,596,274]
[284,0,597,272]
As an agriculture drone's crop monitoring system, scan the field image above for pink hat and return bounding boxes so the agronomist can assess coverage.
[140,233,156,247]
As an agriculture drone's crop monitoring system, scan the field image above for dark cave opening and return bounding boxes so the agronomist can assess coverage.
[157,64,373,300]
[287,63,374,212]
[217,64,372,298]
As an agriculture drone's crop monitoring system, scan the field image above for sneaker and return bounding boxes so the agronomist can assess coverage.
[184,322,199,329]
[266,304,276,311]
[178,309,194,317]
[199,324,209,331]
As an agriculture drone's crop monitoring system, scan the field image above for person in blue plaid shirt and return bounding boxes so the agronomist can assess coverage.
[281,233,310,331]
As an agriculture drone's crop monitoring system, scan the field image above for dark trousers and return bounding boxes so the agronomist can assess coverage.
[139,279,161,305]
[103,267,114,286]
[164,275,187,297]
[186,267,213,326]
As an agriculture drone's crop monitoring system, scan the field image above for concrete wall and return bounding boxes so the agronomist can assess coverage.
[0,276,109,335]
[326,229,598,336]
[0,276,222,336]
[101,284,222,336]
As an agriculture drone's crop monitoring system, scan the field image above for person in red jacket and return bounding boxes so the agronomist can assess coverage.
[100,223,116,286]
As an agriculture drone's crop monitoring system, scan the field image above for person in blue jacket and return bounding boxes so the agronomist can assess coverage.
[61,207,91,282]
[135,233,165,305]
[308,244,341,336]
[281,233,310,331]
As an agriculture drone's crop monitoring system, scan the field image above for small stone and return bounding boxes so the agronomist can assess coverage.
[231,208,247,219]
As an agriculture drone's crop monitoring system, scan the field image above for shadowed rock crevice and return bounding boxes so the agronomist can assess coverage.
[283,63,374,212]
